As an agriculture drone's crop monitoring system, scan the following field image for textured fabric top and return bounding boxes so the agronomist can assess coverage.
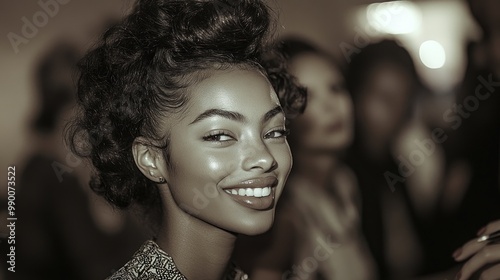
[106,240,249,280]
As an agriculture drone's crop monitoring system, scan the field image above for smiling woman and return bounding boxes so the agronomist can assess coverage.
[66,0,306,279]
[145,69,293,237]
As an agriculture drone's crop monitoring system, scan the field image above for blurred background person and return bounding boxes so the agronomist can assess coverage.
[345,39,456,279]
[445,0,500,278]
[234,38,377,280]
[445,0,500,222]
[11,41,147,280]
[450,0,500,235]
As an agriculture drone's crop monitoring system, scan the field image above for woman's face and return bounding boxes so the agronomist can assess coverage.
[288,53,353,152]
[356,63,413,142]
[162,68,292,235]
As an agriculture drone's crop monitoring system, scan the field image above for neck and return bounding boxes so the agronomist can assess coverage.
[156,190,236,280]
[359,132,390,163]
[292,149,339,188]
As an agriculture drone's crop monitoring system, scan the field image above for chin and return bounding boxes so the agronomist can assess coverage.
[232,213,275,236]
[324,134,352,151]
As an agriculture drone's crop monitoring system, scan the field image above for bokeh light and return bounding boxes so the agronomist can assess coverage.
[419,40,446,69]
[366,1,421,35]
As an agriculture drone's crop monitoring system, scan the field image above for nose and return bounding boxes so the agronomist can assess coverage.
[241,139,277,172]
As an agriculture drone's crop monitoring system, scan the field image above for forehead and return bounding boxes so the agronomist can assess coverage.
[187,68,280,115]
[290,53,342,83]
[369,64,412,89]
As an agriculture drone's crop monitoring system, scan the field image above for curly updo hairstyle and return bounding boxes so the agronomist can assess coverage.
[67,0,306,223]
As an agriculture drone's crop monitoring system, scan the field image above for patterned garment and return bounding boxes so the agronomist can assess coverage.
[106,240,249,280]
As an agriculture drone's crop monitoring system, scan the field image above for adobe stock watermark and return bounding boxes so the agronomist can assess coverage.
[282,235,341,280]
[52,116,114,182]
[7,0,71,54]
[179,181,227,216]
[52,151,83,182]
[384,74,500,191]
[339,0,403,63]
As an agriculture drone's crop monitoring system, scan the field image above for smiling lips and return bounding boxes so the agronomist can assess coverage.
[223,176,278,210]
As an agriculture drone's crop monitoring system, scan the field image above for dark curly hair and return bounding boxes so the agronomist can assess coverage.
[67,0,306,222]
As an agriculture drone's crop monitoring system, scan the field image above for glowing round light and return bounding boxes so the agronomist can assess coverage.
[419,40,446,69]
[366,1,421,34]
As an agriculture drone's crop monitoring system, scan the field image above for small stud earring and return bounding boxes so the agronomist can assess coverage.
[158,177,165,183]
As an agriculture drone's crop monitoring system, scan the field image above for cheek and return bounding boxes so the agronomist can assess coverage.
[289,117,311,147]
[338,95,354,121]
[204,153,238,178]
[167,147,237,211]
[173,148,235,184]
[368,103,387,127]
[293,114,314,133]
[279,144,292,172]
[292,101,323,133]
[359,99,401,138]
[272,143,292,197]
[360,97,385,124]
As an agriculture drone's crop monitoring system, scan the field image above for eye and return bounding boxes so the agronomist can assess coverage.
[202,130,235,142]
[264,128,290,139]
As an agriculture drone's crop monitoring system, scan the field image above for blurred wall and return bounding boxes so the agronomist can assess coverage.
[0,0,134,192]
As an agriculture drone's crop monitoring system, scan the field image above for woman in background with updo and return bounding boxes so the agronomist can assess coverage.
[67,0,305,279]
[234,38,376,280]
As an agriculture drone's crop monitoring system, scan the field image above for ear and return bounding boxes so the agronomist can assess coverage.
[132,137,168,184]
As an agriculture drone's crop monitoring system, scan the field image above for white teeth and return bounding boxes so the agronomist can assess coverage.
[254,188,262,197]
[262,187,271,196]
[226,187,272,198]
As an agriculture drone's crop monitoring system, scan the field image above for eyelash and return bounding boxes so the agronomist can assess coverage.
[202,130,234,142]
[202,128,290,142]
[264,128,290,139]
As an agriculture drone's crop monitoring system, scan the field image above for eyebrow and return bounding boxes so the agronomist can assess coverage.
[189,105,284,125]
[263,106,284,123]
